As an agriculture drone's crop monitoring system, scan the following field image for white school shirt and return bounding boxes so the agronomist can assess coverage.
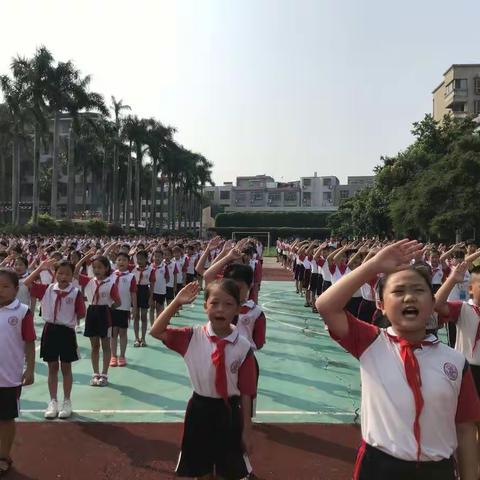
[332,313,480,461]
[112,270,137,311]
[0,299,35,387]
[39,269,55,285]
[321,260,332,282]
[17,273,31,306]
[175,257,187,284]
[80,275,119,306]
[447,271,470,302]
[343,266,362,298]
[446,301,480,365]
[237,300,267,351]
[310,258,318,274]
[164,260,179,288]
[152,263,168,295]
[429,265,444,286]
[133,265,154,287]
[162,322,253,398]
[33,283,84,329]
[186,254,197,275]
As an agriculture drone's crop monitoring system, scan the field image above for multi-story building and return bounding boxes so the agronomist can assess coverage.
[205,173,374,212]
[432,64,480,122]
[334,176,375,205]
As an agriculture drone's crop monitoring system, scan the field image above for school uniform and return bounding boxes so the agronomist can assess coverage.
[321,259,332,292]
[111,270,137,328]
[30,282,85,363]
[308,258,319,293]
[79,275,120,338]
[429,265,444,294]
[133,265,154,309]
[152,263,169,308]
[175,256,188,290]
[0,299,35,420]
[443,301,480,394]
[357,278,379,324]
[248,258,262,302]
[162,322,256,479]
[331,312,480,479]
[39,268,55,285]
[164,260,179,301]
[17,272,31,307]
[302,256,312,290]
[185,254,198,284]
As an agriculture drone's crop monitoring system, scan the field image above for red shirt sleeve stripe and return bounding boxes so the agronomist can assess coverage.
[456,363,480,423]
[329,311,380,359]
[238,350,257,396]
[21,309,36,342]
[75,291,86,318]
[161,327,193,356]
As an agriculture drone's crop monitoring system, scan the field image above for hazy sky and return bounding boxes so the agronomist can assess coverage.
[1,0,480,185]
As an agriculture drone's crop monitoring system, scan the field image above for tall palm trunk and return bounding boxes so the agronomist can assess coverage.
[50,112,59,218]
[199,185,204,238]
[32,125,40,224]
[0,148,6,224]
[66,128,75,218]
[125,142,133,228]
[82,164,87,212]
[101,146,107,220]
[150,158,157,233]
[159,178,165,234]
[11,140,18,225]
[112,141,120,223]
[134,145,141,229]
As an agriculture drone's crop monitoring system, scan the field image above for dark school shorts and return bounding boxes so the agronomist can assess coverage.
[186,274,195,284]
[308,272,318,292]
[153,293,166,308]
[321,280,332,293]
[176,393,251,479]
[40,322,79,363]
[316,274,324,296]
[302,269,311,290]
[84,305,111,338]
[111,309,129,329]
[136,285,150,309]
[354,442,455,480]
[176,283,185,292]
[166,286,175,301]
[0,386,21,420]
[294,264,305,281]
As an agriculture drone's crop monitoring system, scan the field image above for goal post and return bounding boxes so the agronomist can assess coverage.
[231,231,271,251]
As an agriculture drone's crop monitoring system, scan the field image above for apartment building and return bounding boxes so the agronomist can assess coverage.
[432,64,480,122]
[205,173,373,212]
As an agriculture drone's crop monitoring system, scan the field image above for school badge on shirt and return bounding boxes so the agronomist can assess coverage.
[8,316,18,326]
[443,362,458,381]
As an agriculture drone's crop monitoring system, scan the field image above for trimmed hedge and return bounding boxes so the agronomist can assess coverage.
[210,226,331,242]
[215,211,332,229]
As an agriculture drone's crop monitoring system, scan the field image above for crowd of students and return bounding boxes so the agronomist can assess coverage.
[4,230,480,478]
[278,236,480,479]
[0,234,266,479]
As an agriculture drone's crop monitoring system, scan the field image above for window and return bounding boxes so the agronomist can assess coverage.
[284,192,298,202]
[445,78,468,96]
[303,178,311,187]
[302,192,311,206]
[475,100,480,115]
[323,192,332,201]
[475,78,480,95]
[219,190,230,200]
[451,102,467,112]
[323,178,332,187]
[252,192,264,202]
[340,190,349,199]
[268,192,281,204]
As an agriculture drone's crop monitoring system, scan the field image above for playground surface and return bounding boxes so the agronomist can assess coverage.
[11,259,362,479]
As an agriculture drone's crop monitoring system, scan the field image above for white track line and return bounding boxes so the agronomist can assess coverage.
[20,408,352,416]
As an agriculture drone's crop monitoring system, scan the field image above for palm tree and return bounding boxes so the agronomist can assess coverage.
[144,119,175,233]
[10,46,53,225]
[0,73,29,225]
[110,96,130,224]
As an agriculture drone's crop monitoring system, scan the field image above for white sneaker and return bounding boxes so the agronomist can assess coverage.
[44,399,58,419]
[75,325,82,334]
[58,399,72,419]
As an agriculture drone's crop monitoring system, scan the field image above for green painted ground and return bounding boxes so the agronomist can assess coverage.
[21,281,363,423]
